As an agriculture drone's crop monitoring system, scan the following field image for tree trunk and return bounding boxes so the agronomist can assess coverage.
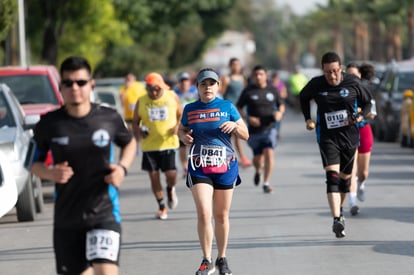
[393,27,402,61]
[41,24,58,64]
[354,20,369,60]
[370,20,384,62]
[333,26,343,59]
[408,8,414,59]
[287,40,299,71]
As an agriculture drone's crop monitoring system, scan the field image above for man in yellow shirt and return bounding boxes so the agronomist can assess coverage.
[119,73,146,126]
[132,72,182,220]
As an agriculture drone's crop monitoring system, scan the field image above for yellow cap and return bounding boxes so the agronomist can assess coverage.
[403,89,414,98]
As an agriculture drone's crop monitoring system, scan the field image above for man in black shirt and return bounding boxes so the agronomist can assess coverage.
[237,65,285,193]
[31,56,136,274]
[300,51,372,238]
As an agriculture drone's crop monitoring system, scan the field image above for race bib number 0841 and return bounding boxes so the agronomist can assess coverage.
[86,229,120,261]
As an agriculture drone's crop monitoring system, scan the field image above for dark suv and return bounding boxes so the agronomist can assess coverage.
[372,60,414,142]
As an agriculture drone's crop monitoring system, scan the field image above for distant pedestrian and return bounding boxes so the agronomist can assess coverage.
[345,63,376,215]
[237,65,285,193]
[178,68,249,275]
[174,71,198,179]
[288,67,308,110]
[132,72,182,220]
[119,73,146,126]
[271,71,288,139]
[220,57,252,168]
[300,52,373,238]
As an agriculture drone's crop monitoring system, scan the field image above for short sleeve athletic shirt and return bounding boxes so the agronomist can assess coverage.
[181,97,241,164]
[300,73,372,146]
[32,104,133,229]
[237,84,283,133]
[137,90,179,152]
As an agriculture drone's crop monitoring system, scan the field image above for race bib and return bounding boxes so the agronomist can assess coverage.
[86,229,120,261]
[200,145,227,174]
[148,106,168,121]
[324,110,349,129]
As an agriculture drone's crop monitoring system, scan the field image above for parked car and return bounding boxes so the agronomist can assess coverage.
[0,83,43,222]
[372,60,414,142]
[94,86,123,118]
[0,65,63,170]
[0,151,18,218]
[95,77,124,90]
[0,65,63,116]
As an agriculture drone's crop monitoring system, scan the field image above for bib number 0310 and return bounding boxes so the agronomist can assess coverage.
[86,229,120,261]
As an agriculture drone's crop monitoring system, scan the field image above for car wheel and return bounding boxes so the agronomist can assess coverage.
[15,176,36,222]
[32,174,44,213]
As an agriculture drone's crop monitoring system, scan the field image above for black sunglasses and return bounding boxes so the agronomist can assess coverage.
[146,85,161,92]
[61,79,90,87]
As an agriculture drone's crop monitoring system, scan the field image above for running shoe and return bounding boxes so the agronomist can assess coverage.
[215,257,232,275]
[156,208,168,220]
[357,186,366,202]
[350,205,360,216]
[254,173,260,186]
[332,217,346,238]
[240,156,252,167]
[167,186,178,210]
[195,258,215,275]
[263,185,273,194]
[340,209,345,225]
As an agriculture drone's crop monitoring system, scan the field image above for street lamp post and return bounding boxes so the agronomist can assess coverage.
[18,0,27,66]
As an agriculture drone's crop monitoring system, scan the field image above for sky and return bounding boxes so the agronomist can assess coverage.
[276,0,327,15]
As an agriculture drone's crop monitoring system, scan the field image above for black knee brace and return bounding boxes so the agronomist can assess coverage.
[326,170,340,193]
[339,177,351,193]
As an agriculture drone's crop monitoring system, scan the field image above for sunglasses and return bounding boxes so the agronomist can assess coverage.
[146,85,161,92]
[61,79,90,87]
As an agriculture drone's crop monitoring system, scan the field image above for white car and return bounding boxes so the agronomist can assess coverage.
[0,83,43,221]
[94,86,124,118]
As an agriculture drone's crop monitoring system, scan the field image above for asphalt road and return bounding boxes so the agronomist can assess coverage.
[1,108,413,275]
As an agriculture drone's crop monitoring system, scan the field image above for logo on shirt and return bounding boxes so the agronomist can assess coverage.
[92,129,110,147]
[51,136,69,145]
[266,93,275,101]
[188,108,228,124]
[339,88,349,97]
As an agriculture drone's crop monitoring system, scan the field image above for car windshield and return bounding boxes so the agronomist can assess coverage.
[0,75,58,105]
[97,93,116,105]
[397,71,414,93]
[0,93,15,128]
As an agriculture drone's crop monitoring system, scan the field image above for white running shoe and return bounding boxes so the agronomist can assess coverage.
[167,187,178,210]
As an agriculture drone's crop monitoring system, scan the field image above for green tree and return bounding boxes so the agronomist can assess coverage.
[95,0,236,76]
[0,0,17,41]
[26,0,131,68]
[0,0,17,63]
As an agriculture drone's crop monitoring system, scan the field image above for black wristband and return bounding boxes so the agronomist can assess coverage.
[118,163,128,176]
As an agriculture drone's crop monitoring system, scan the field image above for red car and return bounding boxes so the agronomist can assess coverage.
[0,65,64,167]
[0,65,63,116]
